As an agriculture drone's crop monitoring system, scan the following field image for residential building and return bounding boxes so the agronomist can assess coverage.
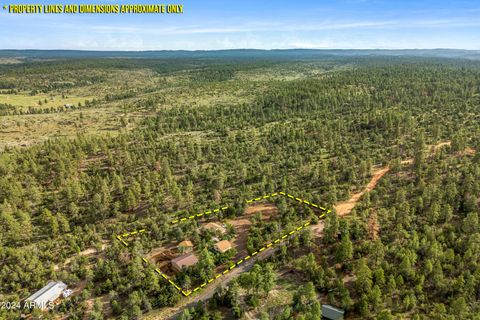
[171,253,199,272]
[214,240,233,253]
[322,304,344,320]
[24,281,68,310]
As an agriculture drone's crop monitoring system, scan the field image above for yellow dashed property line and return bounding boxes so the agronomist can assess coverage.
[171,206,230,224]
[153,210,330,297]
[120,229,148,239]
[115,235,129,247]
[167,191,327,226]
[117,191,331,298]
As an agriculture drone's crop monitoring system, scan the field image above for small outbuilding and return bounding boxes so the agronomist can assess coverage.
[203,222,226,235]
[322,304,344,320]
[171,253,199,272]
[178,240,194,253]
[25,281,68,310]
[214,240,233,253]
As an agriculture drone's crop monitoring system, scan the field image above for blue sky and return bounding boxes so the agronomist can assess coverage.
[0,0,479,50]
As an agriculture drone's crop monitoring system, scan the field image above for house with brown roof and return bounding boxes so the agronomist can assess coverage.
[214,240,233,253]
[178,240,193,253]
[171,253,198,272]
[203,222,227,235]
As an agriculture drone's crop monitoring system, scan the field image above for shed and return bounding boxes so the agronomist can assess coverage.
[322,304,344,320]
[178,240,194,253]
[203,222,226,235]
[214,240,233,253]
[25,281,67,310]
[171,253,199,272]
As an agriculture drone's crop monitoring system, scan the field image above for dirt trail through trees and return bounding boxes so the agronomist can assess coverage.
[334,166,390,216]
[333,141,454,216]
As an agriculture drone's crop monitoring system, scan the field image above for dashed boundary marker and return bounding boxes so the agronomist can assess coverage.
[115,191,331,297]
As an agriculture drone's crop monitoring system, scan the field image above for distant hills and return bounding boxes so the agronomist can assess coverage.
[0,49,479,60]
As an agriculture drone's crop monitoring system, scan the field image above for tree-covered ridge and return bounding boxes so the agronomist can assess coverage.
[0,58,479,319]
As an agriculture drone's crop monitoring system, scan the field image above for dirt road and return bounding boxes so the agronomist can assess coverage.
[333,140,455,217]
[334,166,390,217]
[144,249,276,320]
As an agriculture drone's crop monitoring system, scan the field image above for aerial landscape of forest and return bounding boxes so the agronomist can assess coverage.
[0,49,479,319]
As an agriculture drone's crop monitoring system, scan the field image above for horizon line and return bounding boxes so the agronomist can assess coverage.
[0,48,479,52]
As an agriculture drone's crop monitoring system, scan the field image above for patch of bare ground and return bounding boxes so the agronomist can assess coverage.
[146,244,177,274]
[53,243,107,272]
[228,218,251,261]
[83,294,111,320]
[244,202,278,217]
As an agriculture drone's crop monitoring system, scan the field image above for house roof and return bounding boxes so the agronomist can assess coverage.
[171,253,198,269]
[214,240,233,253]
[322,304,344,320]
[178,240,193,248]
[25,281,67,308]
[203,222,226,233]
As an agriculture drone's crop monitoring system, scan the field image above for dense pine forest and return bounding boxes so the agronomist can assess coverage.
[0,53,479,319]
